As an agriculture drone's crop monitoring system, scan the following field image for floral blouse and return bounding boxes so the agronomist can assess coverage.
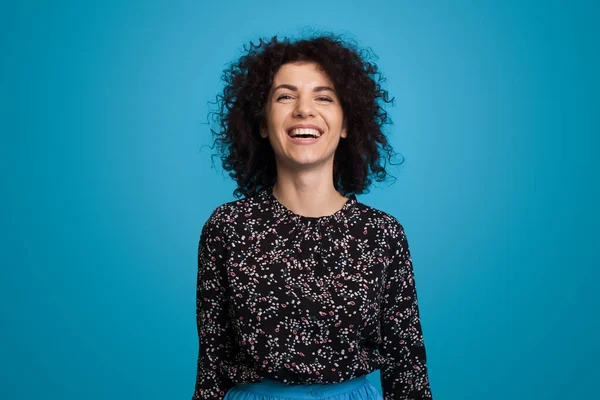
[192,186,433,400]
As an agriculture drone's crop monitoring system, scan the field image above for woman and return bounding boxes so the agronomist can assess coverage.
[193,32,433,400]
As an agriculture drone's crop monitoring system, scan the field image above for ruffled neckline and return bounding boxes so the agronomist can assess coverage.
[258,185,358,224]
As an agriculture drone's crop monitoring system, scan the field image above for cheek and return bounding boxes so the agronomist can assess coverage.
[326,115,345,130]
[267,107,290,129]
[325,107,344,123]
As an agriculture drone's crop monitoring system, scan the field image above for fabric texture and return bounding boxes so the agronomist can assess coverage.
[192,185,433,400]
[225,376,383,400]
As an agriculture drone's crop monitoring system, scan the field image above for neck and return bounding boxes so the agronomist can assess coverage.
[272,180,348,218]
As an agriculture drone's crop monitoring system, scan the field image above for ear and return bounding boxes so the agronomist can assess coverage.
[340,118,348,138]
[259,121,268,139]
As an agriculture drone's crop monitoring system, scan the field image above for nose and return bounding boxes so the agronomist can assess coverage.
[293,96,316,118]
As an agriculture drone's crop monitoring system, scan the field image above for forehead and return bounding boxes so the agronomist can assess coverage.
[272,62,333,86]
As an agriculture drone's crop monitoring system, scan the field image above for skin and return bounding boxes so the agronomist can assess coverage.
[259,61,350,218]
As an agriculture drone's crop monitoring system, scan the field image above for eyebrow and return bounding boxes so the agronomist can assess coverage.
[272,84,337,95]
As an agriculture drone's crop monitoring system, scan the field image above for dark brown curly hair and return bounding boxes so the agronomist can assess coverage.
[206,31,403,199]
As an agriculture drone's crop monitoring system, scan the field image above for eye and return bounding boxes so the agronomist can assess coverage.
[276,94,334,102]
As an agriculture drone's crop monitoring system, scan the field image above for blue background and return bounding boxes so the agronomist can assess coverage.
[2,1,598,399]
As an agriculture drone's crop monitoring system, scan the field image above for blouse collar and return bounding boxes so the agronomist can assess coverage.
[258,185,358,225]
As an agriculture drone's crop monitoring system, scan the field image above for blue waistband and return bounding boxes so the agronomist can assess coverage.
[234,375,369,399]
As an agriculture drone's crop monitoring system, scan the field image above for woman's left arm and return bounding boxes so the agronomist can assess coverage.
[379,221,434,400]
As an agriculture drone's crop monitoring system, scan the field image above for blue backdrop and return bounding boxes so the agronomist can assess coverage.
[1,1,598,399]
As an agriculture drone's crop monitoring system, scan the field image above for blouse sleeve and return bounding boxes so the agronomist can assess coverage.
[379,222,433,400]
[192,209,235,400]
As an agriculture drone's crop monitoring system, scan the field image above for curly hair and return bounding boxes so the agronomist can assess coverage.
[206,31,403,199]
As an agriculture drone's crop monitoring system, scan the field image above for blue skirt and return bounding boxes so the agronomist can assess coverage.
[225,375,383,400]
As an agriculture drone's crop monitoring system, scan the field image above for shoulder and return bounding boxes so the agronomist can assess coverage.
[201,195,256,238]
[354,201,406,237]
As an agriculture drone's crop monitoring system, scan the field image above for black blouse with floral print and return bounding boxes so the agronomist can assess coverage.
[192,186,433,400]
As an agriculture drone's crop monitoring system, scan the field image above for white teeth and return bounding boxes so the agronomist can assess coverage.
[289,128,322,138]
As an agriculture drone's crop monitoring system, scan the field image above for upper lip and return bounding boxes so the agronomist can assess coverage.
[286,124,324,134]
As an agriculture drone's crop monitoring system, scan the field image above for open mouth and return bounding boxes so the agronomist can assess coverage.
[286,128,324,142]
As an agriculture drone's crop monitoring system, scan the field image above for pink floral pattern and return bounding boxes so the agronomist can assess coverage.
[192,186,433,399]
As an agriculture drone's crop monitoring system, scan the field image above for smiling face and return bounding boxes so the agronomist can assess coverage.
[260,61,347,169]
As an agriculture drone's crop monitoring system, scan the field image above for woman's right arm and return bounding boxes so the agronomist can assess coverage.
[192,208,235,400]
